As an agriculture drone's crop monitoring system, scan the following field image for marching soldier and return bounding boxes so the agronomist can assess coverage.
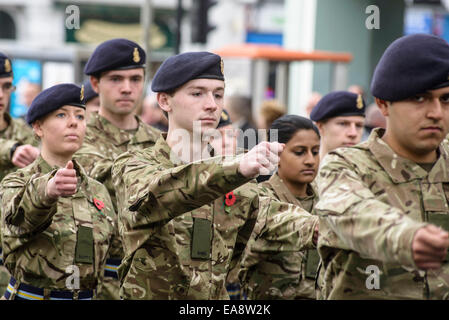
[111,51,318,299]
[310,91,366,159]
[0,52,39,297]
[0,83,115,300]
[315,33,449,299]
[0,52,40,181]
[73,38,160,299]
[239,115,321,300]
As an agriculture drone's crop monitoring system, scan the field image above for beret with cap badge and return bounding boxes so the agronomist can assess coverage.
[84,38,146,76]
[26,83,85,125]
[310,91,366,122]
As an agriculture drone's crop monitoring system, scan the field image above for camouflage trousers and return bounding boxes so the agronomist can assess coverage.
[0,265,10,298]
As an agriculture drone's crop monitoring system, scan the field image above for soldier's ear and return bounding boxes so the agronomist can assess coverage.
[31,120,44,138]
[315,121,325,135]
[90,76,99,94]
[157,92,172,114]
[375,98,389,117]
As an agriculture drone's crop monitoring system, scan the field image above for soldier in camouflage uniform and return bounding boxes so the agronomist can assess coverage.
[0,53,39,297]
[239,115,321,300]
[0,83,115,300]
[310,90,366,159]
[73,39,160,300]
[315,34,449,299]
[111,51,318,299]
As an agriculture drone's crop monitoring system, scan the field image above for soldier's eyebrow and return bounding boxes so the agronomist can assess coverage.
[186,85,224,92]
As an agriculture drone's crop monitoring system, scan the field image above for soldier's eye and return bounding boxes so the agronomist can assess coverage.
[56,113,65,118]
[440,94,449,103]
[76,115,85,120]
[412,95,425,102]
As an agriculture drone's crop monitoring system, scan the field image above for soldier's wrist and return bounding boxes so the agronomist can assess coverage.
[9,142,22,161]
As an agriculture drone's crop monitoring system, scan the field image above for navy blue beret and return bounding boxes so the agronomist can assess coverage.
[217,109,232,128]
[26,83,85,125]
[82,80,98,102]
[371,34,449,101]
[0,52,13,78]
[310,91,366,122]
[151,51,224,92]
[84,38,146,76]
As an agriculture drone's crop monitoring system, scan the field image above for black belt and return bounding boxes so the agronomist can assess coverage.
[3,277,94,300]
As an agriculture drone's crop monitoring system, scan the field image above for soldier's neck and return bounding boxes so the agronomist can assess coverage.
[99,107,138,130]
[382,130,438,163]
[166,129,210,163]
[40,148,73,168]
[278,171,309,198]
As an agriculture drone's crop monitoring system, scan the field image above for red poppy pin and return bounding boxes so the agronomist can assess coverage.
[93,198,105,212]
[225,191,236,207]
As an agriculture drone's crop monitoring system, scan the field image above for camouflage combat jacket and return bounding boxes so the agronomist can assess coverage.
[0,114,38,182]
[73,112,160,210]
[0,156,115,292]
[73,112,160,298]
[111,134,317,300]
[315,128,449,299]
[239,173,319,300]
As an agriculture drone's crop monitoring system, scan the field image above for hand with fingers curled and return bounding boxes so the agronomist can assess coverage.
[238,141,285,179]
[412,224,449,270]
[46,161,78,199]
[12,144,40,168]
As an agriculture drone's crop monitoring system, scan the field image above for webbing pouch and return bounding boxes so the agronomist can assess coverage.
[191,218,211,260]
[75,226,94,264]
[305,249,320,279]
[427,213,449,261]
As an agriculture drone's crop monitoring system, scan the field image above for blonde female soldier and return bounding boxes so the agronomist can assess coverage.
[0,83,115,300]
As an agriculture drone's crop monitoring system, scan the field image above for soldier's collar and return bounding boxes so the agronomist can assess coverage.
[153,133,179,167]
[92,112,158,145]
[369,128,449,183]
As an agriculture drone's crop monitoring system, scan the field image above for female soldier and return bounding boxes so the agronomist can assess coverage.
[0,83,115,300]
[239,114,321,300]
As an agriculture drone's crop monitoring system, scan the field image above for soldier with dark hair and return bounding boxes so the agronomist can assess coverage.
[239,115,321,300]
[316,33,449,299]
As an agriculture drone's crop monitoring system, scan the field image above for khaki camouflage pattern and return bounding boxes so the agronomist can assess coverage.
[112,134,317,299]
[0,113,39,182]
[238,173,319,300]
[0,114,39,296]
[0,156,115,297]
[73,112,159,299]
[314,128,449,300]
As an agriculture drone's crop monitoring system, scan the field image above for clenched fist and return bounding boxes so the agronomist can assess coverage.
[12,144,40,168]
[46,161,78,199]
[412,224,449,270]
[238,141,285,178]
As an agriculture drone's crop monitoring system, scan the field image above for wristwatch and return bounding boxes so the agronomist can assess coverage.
[9,142,21,160]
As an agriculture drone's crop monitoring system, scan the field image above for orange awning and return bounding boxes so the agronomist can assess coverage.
[214,44,352,63]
